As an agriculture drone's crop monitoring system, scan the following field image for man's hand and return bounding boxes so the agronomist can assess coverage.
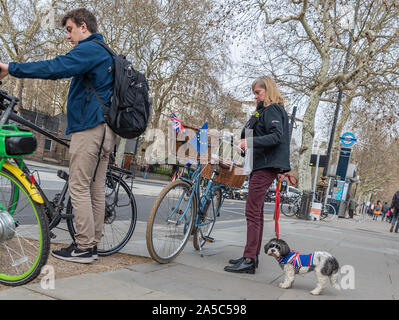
[0,62,9,81]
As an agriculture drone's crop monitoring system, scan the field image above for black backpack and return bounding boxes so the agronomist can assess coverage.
[85,40,151,139]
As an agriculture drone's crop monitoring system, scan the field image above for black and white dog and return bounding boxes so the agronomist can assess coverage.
[264,238,340,295]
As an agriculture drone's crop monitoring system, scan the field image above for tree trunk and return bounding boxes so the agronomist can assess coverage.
[151,106,163,130]
[297,89,322,191]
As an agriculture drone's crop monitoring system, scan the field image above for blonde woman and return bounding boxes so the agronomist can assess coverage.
[224,76,291,274]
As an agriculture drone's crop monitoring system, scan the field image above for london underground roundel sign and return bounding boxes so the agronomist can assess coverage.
[340,132,357,147]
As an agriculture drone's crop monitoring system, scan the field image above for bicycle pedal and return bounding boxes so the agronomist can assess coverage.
[49,231,57,239]
[203,236,215,243]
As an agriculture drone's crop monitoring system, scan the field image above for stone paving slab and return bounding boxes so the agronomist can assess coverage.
[1,182,398,301]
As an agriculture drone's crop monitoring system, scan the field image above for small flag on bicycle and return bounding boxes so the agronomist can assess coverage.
[171,113,186,134]
[189,121,208,155]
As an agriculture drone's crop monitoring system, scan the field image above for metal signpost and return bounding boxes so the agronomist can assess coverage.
[334,132,357,217]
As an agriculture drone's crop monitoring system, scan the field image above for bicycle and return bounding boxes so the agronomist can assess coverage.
[274,175,300,218]
[284,192,337,221]
[310,191,338,222]
[278,183,338,221]
[319,201,337,222]
[146,157,242,264]
[0,87,137,286]
[280,193,301,217]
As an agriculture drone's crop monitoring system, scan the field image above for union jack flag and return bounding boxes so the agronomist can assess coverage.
[278,251,314,269]
[171,113,186,134]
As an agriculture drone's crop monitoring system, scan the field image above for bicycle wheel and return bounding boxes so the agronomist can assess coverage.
[146,180,196,264]
[320,203,337,222]
[67,172,137,256]
[193,188,222,250]
[280,198,297,217]
[294,198,302,218]
[0,167,49,286]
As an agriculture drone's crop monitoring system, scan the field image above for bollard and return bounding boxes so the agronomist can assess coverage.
[299,190,312,220]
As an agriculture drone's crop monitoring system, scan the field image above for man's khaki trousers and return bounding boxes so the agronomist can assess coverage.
[69,123,116,250]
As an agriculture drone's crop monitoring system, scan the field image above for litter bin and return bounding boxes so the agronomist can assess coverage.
[299,190,312,220]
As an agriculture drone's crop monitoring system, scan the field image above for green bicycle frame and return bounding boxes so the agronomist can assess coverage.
[0,124,43,215]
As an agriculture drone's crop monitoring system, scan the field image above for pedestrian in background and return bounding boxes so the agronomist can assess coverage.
[381,202,389,222]
[373,200,382,221]
[368,202,374,216]
[387,208,392,223]
[390,191,399,233]
[348,196,357,219]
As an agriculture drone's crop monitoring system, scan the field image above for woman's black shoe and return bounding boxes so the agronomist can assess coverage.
[228,255,259,268]
[224,258,256,274]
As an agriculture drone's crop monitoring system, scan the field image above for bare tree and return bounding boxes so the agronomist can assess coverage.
[59,0,231,127]
[0,0,61,105]
[0,0,234,167]
[224,0,399,192]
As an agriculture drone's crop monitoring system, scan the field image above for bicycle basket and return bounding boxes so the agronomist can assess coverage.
[202,158,247,189]
[0,125,37,157]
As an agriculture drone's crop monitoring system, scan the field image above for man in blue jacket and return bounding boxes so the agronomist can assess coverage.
[0,8,116,263]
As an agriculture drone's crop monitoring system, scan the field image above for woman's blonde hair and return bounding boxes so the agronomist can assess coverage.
[252,76,285,107]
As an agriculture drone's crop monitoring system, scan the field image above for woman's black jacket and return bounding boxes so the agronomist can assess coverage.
[244,103,291,173]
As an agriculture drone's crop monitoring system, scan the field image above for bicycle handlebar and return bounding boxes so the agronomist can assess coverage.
[0,88,18,107]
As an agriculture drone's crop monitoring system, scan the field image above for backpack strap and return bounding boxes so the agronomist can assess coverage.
[82,77,108,115]
[91,40,117,57]
[92,124,107,182]
[82,39,116,114]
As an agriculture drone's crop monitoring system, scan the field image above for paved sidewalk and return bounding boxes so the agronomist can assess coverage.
[1,212,398,300]
[1,162,398,300]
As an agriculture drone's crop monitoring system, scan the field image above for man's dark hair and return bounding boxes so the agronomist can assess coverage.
[62,8,98,33]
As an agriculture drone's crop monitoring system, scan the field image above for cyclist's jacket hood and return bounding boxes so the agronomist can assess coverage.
[8,33,114,135]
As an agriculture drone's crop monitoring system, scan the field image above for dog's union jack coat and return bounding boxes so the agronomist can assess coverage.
[278,251,315,273]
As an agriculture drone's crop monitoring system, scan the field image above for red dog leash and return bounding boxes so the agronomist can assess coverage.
[274,183,281,239]
[274,174,298,239]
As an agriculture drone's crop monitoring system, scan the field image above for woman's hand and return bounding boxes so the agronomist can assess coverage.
[238,139,247,151]
[277,174,285,183]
